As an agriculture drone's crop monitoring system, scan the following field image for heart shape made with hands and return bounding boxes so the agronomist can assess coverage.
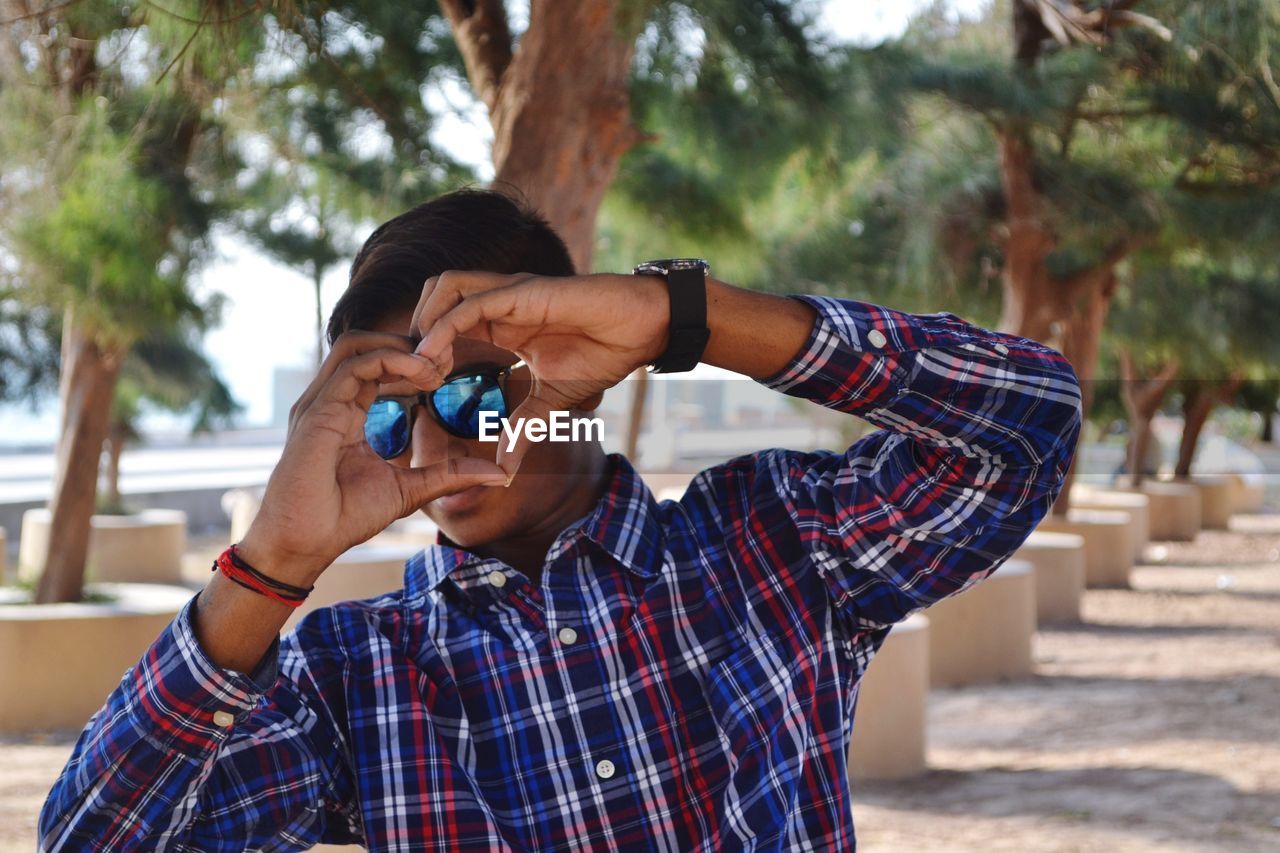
[408,270,670,477]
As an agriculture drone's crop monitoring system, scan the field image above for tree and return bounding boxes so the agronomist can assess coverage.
[0,1,254,602]
[246,1,847,457]
[848,0,1280,511]
[103,326,242,512]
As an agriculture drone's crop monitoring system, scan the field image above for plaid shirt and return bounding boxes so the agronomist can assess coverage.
[40,295,1081,851]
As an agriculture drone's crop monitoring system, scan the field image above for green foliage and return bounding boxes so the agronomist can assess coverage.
[114,322,243,440]
[0,0,246,427]
[14,122,199,347]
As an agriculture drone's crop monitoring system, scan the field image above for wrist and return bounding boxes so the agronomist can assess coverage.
[235,528,329,588]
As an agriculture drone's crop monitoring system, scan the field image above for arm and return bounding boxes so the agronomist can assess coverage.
[405,269,1081,629]
[41,332,506,849]
[732,291,1082,628]
[39,598,361,851]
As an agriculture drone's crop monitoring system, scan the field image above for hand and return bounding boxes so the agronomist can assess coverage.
[238,332,508,584]
[410,271,669,475]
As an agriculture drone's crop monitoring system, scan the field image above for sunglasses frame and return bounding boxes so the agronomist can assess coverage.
[366,359,527,458]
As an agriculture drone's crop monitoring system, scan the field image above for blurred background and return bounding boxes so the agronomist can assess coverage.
[1,1,1278,850]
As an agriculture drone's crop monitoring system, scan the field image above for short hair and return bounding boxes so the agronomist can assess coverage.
[326,188,575,345]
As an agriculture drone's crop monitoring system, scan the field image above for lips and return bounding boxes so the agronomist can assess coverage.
[433,484,490,515]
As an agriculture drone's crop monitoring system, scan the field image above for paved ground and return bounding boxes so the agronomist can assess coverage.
[852,515,1280,852]
[4,516,1278,851]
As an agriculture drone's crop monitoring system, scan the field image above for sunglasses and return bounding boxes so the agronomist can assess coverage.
[364,360,525,459]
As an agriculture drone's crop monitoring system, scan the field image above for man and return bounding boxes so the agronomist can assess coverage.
[40,189,1082,851]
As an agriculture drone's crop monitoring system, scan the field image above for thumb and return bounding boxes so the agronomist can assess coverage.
[394,456,508,514]
[495,394,556,480]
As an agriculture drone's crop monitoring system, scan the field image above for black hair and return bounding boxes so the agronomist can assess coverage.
[326,187,575,345]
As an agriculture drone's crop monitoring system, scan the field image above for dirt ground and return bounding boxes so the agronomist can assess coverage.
[3,517,1278,852]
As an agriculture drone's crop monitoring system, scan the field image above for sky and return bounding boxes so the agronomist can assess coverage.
[0,0,989,445]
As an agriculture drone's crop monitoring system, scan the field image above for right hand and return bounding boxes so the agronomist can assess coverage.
[237,332,509,585]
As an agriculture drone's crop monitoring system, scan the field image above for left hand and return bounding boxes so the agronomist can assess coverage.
[410,271,669,475]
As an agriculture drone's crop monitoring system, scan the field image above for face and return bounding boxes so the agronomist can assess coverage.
[367,309,603,548]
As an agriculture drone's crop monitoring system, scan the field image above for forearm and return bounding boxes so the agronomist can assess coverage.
[193,522,339,673]
[40,599,279,849]
[701,277,818,380]
[192,567,296,673]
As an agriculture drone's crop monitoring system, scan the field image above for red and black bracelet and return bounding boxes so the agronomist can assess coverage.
[211,545,314,608]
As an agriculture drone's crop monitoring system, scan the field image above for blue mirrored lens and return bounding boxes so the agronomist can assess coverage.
[365,399,410,459]
[432,375,506,437]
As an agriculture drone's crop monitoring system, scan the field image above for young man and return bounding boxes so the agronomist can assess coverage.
[40,189,1082,851]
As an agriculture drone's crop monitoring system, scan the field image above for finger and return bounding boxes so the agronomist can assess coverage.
[316,348,445,418]
[413,285,527,369]
[394,455,509,517]
[410,271,535,344]
[289,332,414,431]
[493,393,557,479]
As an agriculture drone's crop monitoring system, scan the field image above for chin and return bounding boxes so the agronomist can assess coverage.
[424,495,517,548]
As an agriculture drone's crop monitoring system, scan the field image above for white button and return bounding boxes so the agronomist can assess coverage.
[994,343,1010,355]
[867,329,887,349]
[558,627,579,645]
[595,759,616,779]
[487,570,507,588]
[212,710,235,728]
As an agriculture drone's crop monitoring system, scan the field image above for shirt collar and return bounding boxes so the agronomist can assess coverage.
[404,453,666,599]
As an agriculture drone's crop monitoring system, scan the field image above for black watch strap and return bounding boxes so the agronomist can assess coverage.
[641,261,711,373]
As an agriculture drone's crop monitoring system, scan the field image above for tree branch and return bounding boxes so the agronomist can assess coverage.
[439,0,513,113]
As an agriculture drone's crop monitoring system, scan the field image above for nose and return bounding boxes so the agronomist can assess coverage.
[409,399,471,469]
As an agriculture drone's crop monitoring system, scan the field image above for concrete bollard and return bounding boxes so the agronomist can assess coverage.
[1226,473,1265,514]
[924,560,1035,688]
[0,583,193,733]
[1035,509,1133,588]
[1070,487,1150,562]
[847,614,929,781]
[283,544,420,632]
[1189,476,1234,530]
[222,487,265,544]
[18,508,187,585]
[1114,479,1200,541]
[1013,531,1085,625]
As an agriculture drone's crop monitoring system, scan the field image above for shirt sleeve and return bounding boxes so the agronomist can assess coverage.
[38,594,362,851]
[751,294,1083,632]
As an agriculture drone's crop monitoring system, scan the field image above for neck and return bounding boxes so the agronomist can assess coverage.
[474,451,612,582]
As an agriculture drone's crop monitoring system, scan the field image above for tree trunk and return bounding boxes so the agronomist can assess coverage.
[995,129,1063,343]
[1117,348,1178,487]
[313,261,325,368]
[994,127,1130,515]
[1264,411,1275,444]
[104,422,127,513]
[1175,376,1244,478]
[443,0,646,274]
[624,370,648,461]
[36,318,125,603]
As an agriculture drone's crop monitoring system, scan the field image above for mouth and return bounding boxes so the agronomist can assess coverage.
[432,483,490,515]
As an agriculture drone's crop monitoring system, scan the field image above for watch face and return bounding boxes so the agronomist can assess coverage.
[633,258,710,275]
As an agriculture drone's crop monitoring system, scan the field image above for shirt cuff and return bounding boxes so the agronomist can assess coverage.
[125,595,279,734]
[757,294,928,416]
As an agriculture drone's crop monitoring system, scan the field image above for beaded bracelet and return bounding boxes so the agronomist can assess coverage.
[211,545,314,608]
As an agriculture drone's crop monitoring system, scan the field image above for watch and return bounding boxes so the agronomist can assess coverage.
[632,258,712,373]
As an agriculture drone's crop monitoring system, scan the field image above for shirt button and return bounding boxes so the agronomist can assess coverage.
[558,627,579,646]
[994,343,1010,355]
[487,570,507,589]
[867,329,887,349]
[595,759,616,779]
[212,710,235,728]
